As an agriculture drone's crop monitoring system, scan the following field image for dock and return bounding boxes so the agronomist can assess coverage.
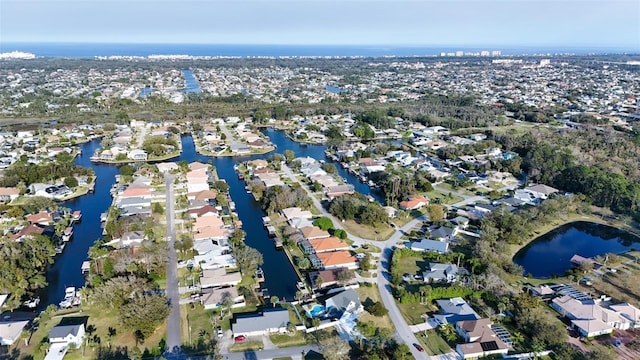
[272,234,283,249]
[81,260,91,275]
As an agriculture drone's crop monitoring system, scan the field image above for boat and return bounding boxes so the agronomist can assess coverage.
[62,227,73,242]
[24,297,40,309]
[54,243,65,254]
[238,174,244,180]
[72,210,82,221]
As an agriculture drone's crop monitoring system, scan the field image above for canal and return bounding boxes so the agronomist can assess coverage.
[45,129,379,306]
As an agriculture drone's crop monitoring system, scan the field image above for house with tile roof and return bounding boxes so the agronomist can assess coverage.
[317,250,358,270]
[300,226,330,240]
[399,195,429,211]
[309,237,350,253]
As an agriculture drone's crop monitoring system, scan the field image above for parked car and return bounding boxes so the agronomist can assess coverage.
[234,335,246,343]
[413,343,424,352]
[217,327,223,338]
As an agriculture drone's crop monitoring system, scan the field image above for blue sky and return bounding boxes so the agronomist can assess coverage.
[1,0,638,49]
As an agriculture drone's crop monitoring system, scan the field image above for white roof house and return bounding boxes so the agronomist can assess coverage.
[48,323,85,347]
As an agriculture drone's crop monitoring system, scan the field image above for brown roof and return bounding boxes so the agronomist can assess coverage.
[300,226,330,240]
[188,205,219,217]
[189,162,209,171]
[309,237,349,253]
[121,187,152,198]
[0,187,20,196]
[317,251,357,268]
[192,190,218,200]
[25,211,52,224]
[9,224,45,240]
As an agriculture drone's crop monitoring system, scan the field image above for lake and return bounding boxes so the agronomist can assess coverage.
[513,221,640,278]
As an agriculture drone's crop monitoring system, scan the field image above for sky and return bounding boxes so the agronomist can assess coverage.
[1,0,639,49]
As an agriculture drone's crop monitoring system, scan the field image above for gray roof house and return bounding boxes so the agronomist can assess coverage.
[408,239,449,254]
[48,324,85,347]
[434,297,480,325]
[423,263,461,283]
[232,308,289,337]
[325,289,364,319]
[430,226,457,241]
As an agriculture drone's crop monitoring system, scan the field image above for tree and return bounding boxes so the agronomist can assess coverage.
[284,149,295,164]
[333,229,348,239]
[319,335,350,360]
[64,176,78,188]
[118,164,135,177]
[364,301,388,317]
[270,295,279,307]
[313,217,334,231]
[336,268,355,285]
[233,245,264,275]
[152,202,164,215]
[426,204,445,222]
[119,293,170,338]
[359,253,373,271]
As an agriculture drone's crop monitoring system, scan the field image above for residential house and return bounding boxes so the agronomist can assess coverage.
[455,318,509,359]
[48,323,85,347]
[200,268,242,288]
[317,250,358,270]
[551,295,640,337]
[281,207,313,221]
[409,239,449,254]
[309,237,350,253]
[200,287,246,310]
[232,308,290,337]
[434,297,480,325]
[429,226,457,241]
[325,289,364,319]
[309,267,351,289]
[324,184,355,199]
[399,195,429,211]
[423,263,461,283]
[0,320,30,345]
[128,149,148,161]
[300,226,330,240]
[0,187,20,202]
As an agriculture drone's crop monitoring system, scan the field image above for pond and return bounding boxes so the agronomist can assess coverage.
[513,221,640,278]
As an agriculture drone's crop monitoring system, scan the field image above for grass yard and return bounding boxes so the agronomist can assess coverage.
[341,219,394,240]
[229,340,264,352]
[422,190,464,205]
[416,330,452,355]
[392,255,428,278]
[270,332,308,347]
[17,304,167,360]
[396,302,435,325]
[356,286,393,330]
[181,304,215,346]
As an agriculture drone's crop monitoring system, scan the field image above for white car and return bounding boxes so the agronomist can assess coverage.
[217,328,223,338]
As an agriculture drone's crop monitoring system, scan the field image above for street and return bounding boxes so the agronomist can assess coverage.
[164,173,182,357]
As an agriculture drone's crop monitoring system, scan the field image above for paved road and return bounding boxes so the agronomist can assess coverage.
[223,345,320,360]
[164,173,182,357]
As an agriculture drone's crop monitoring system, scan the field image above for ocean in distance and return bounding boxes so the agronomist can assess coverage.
[0,42,632,58]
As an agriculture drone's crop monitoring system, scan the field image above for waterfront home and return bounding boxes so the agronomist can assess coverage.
[106,231,146,249]
[187,189,218,202]
[288,217,314,229]
[551,295,640,337]
[309,236,350,253]
[317,250,358,270]
[200,268,242,288]
[8,224,46,241]
[423,263,461,283]
[324,184,355,200]
[247,159,268,170]
[399,195,429,211]
[309,267,353,289]
[26,210,53,225]
[188,205,219,218]
[48,323,85,348]
[127,149,148,161]
[281,207,313,221]
[300,226,330,240]
[455,318,510,359]
[200,286,246,310]
[156,162,179,173]
[0,319,30,345]
[408,239,449,254]
[232,308,289,337]
[434,297,480,325]
[255,172,284,188]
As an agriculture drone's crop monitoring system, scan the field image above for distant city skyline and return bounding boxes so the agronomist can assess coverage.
[1,0,639,50]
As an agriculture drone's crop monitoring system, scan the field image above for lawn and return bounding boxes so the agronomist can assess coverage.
[396,302,435,325]
[416,330,452,355]
[17,303,167,360]
[422,190,464,205]
[181,304,215,346]
[270,332,308,347]
[229,340,264,352]
[392,255,428,278]
[341,219,394,240]
[356,285,393,330]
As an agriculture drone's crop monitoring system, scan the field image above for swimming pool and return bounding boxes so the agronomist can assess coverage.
[308,304,326,318]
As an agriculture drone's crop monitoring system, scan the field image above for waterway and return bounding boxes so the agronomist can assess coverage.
[513,221,640,278]
[44,129,380,306]
[43,139,119,308]
[182,69,202,93]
